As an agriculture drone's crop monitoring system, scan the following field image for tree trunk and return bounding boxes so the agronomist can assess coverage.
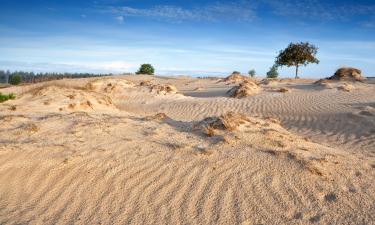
[295,65,299,79]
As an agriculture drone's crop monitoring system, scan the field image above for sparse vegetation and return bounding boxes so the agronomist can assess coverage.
[0,92,16,103]
[275,42,319,79]
[266,65,279,78]
[248,69,256,77]
[227,80,262,98]
[232,71,241,75]
[278,87,289,93]
[136,64,155,75]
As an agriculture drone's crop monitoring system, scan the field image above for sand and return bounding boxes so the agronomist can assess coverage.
[0,75,375,224]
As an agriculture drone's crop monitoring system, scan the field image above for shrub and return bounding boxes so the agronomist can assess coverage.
[232,71,241,75]
[0,93,16,103]
[9,74,22,85]
[136,64,155,75]
[248,69,256,77]
[267,65,279,78]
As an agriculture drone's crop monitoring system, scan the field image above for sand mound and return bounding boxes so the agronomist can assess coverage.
[259,78,279,86]
[149,84,178,95]
[338,83,355,92]
[86,78,135,94]
[139,80,152,86]
[278,87,290,93]
[21,85,116,112]
[223,73,252,83]
[195,112,250,132]
[328,67,365,81]
[1,75,375,224]
[315,79,334,89]
[227,81,261,98]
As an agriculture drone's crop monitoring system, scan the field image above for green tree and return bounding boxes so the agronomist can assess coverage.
[248,69,256,77]
[136,64,155,75]
[266,65,279,78]
[275,42,319,79]
[9,74,22,85]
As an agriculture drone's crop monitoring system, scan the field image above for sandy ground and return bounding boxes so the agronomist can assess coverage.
[0,75,375,225]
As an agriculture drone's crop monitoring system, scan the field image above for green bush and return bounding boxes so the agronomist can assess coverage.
[267,65,279,78]
[136,64,155,75]
[232,71,241,75]
[9,74,22,85]
[0,93,16,103]
[248,69,256,77]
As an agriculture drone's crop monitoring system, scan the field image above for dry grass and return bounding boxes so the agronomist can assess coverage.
[139,80,152,86]
[196,112,250,134]
[227,81,261,98]
[149,84,178,95]
[144,113,168,121]
[278,87,289,93]
[223,73,252,83]
[329,67,364,81]
[338,83,354,92]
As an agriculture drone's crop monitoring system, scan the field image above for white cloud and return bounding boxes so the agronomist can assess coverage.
[0,60,137,73]
[263,0,375,21]
[115,15,124,23]
[107,2,256,22]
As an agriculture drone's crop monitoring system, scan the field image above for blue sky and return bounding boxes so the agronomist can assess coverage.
[1,0,375,78]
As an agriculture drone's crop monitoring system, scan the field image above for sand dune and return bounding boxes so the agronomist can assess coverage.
[0,76,375,224]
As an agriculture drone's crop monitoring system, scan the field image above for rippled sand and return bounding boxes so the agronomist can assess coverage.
[0,76,374,224]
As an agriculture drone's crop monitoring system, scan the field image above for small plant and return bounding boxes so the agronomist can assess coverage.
[267,65,279,78]
[0,92,16,103]
[136,64,155,75]
[9,74,22,85]
[248,69,256,77]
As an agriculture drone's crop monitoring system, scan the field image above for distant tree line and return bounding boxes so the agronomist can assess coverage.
[0,70,113,84]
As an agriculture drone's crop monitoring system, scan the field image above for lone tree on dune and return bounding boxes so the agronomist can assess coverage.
[266,65,279,78]
[136,64,155,75]
[275,42,319,79]
[248,69,256,77]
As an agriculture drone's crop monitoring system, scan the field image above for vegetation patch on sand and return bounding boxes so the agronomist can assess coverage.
[0,92,16,103]
[227,80,262,98]
[223,73,252,83]
[329,67,365,81]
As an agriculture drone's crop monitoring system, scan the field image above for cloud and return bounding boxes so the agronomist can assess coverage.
[115,15,124,23]
[0,60,136,73]
[263,0,375,21]
[102,0,375,25]
[107,2,256,22]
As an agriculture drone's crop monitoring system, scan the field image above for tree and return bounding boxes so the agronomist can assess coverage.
[275,42,319,79]
[136,64,155,75]
[9,74,22,85]
[266,65,279,78]
[248,69,256,77]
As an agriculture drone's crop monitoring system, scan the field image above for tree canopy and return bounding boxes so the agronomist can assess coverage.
[248,69,256,77]
[275,42,319,79]
[266,65,279,78]
[136,64,155,75]
[9,74,22,85]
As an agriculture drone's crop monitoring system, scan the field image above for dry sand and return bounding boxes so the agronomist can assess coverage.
[0,75,375,225]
